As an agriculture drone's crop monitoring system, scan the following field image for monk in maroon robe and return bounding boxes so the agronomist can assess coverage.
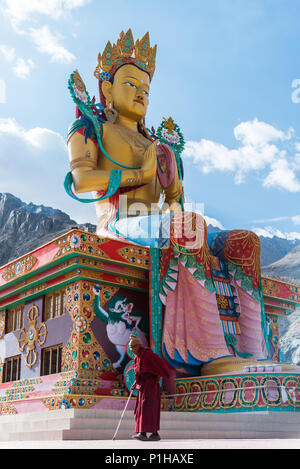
[129,335,170,441]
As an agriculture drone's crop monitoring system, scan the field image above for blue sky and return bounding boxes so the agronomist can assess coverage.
[0,0,300,240]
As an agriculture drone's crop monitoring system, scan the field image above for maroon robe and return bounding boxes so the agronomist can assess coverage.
[134,347,170,434]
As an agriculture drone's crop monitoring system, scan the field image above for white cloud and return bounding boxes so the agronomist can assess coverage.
[234,118,293,146]
[1,0,90,30]
[252,226,300,241]
[28,25,75,63]
[183,118,300,191]
[12,57,35,79]
[0,117,66,149]
[0,117,96,224]
[263,158,300,192]
[253,216,290,223]
[0,80,5,104]
[292,215,300,225]
[0,45,16,62]
[2,0,63,28]
[1,0,89,64]
[253,214,300,225]
[0,44,35,79]
[203,216,224,230]
[64,0,90,8]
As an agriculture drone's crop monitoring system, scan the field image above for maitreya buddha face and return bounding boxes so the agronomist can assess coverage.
[101,64,150,122]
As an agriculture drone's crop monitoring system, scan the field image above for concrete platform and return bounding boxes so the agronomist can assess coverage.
[0,438,300,449]
[1,408,300,442]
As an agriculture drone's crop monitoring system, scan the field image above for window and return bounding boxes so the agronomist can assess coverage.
[41,344,62,376]
[44,290,66,321]
[6,306,24,333]
[54,293,61,317]
[3,355,21,383]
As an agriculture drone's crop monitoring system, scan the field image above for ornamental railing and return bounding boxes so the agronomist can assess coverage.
[160,383,300,412]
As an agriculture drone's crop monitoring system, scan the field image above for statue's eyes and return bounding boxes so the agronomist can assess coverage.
[142,90,149,96]
[124,81,137,89]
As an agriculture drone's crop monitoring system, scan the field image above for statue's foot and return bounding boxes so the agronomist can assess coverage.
[201,356,300,376]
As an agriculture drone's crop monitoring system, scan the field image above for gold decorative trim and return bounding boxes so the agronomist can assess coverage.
[2,255,37,282]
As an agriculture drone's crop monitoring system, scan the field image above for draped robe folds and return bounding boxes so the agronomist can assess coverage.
[109,210,268,373]
[160,212,232,370]
[134,347,170,434]
[159,212,268,372]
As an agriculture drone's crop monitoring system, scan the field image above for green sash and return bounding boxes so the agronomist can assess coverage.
[64,169,122,203]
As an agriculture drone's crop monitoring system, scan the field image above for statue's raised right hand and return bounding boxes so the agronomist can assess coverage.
[122,140,157,187]
[140,140,157,184]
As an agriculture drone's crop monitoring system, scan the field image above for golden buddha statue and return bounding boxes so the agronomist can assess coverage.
[67,30,183,240]
[66,29,299,377]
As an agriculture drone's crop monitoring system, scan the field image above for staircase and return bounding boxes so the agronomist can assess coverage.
[0,409,300,440]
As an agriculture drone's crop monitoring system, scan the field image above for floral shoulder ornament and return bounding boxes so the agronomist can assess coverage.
[156,117,185,182]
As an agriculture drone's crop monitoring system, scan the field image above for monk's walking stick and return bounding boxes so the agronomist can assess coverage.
[112,388,134,440]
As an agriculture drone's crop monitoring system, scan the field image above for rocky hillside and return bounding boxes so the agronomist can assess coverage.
[0,192,95,267]
[262,244,300,284]
[1,193,299,277]
[259,236,300,268]
[278,314,300,365]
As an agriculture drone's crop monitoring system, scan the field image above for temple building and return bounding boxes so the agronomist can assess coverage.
[0,228,299,415]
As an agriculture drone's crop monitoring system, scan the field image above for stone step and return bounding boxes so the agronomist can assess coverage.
[62,428,300,441]
[3,416,298,435]
[1,411,300,433]
[0,430,65,442]
[0,407,299,424]
[2,426,300,441]
[1,409,300,440]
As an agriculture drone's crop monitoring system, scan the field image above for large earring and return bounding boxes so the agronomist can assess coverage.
[104,101,118,124]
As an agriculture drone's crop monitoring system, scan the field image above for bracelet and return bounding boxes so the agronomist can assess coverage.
[126,170,144,186]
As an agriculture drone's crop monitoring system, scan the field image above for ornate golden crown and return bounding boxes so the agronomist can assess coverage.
[94,29,157,81]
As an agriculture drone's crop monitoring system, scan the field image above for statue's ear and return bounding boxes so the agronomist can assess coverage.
[101,80,112,103]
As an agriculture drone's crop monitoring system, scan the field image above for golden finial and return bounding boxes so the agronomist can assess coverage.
[163,117,176,134]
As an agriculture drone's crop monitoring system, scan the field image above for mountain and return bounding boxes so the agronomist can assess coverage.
[262,244,300,284]
[278,314,300,365]
[259,236,300,267]
[1,195,299,276]
[0,192,95,267]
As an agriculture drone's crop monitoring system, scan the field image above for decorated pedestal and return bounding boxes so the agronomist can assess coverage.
[0,228,299,416]
[169,372,300,413]
[0,229,150,414]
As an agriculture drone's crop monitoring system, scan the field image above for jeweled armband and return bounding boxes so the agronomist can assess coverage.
[70,156,97,171]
